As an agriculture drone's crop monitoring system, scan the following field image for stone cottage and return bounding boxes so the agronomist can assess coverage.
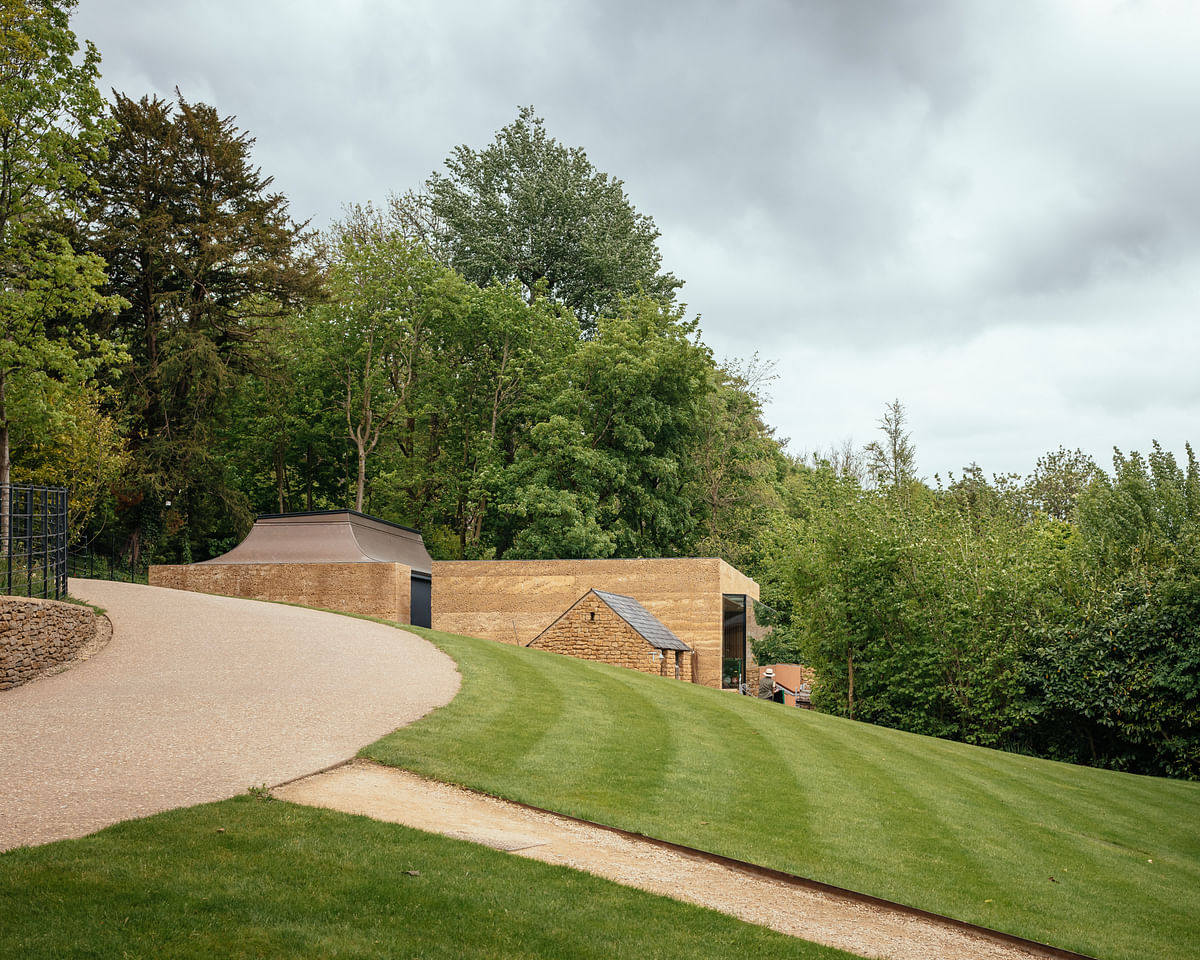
[528,589,693,681]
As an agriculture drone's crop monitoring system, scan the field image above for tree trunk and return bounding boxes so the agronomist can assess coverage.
[355,445,367,512]
[274,442,287,513]
[305,443,313,510]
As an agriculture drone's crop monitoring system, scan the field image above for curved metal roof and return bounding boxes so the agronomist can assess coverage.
[200,511,432,575]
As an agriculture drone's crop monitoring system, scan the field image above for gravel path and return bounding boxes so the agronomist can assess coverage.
[277,761,1064,960]
[0,579,459,851]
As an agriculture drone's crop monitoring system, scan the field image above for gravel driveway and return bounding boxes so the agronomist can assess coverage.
[0,579,459,851]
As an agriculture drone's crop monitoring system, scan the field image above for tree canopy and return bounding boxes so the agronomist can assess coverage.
[7,7,1197,782]
[0,0,124,513]
[85,90,321,560]
[401,106,681,333]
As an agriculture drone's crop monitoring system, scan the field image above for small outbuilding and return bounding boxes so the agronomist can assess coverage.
[528,589,693,681]
[150,510,432,627]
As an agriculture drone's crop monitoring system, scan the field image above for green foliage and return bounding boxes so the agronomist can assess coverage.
[863,397,916,490]
[498,297,714,558]
[7,75,777,569]
[0,0,125,494]
[86,90,321,560]
[1076,442,1200,575]
[412,106,681,332]
[219,318,351,516]
[1023,443,1200,776]
[303,206,446,511]
[1025,446,1100,520]
[10,386,128,528]
[290,204,582,556]
[1027,575,1200,777]
[785,431,1200,779]
[691,357,785,570]
[395,278,575,556]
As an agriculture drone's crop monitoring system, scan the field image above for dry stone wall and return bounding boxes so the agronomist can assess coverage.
[530,592,694,681]
[149,562,412,624]
[0,596,96,690]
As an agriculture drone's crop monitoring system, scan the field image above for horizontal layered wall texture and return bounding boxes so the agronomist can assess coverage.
[149,562,412,624]
[1,596,96,690]
[432,558,758,688]
[529,590,694,681]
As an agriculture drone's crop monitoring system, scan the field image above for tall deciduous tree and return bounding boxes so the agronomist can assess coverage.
[690,357,784,569]
[87,90,321,559]
[498,297,712,558]
[302,206,443,512]
[400,106,681,332]
[371,276,576,556]
[1025,446,1099,521]
[0,0,122,502]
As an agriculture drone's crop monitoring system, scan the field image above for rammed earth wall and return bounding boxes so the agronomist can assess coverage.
[432,558,758,688]
[0,596,96,691]
[149,562,413,624]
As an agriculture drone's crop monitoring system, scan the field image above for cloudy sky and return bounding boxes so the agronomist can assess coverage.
[73,0,1200,481]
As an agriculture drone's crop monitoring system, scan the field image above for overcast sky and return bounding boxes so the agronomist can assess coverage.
[73,0,1200,481]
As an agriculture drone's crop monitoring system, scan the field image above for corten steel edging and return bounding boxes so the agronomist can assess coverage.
[501,800,1102,960]
[498,797,1102,960]
[272,760,1100,960]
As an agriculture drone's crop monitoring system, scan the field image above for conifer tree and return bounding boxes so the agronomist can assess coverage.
[87,91,321,559]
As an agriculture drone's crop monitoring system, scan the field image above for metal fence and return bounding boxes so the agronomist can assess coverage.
[66,542,149,585]
[1,484,69,600]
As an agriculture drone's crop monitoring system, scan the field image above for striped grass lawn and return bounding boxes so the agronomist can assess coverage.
[363,627,1200,960]
[0,795,853,960]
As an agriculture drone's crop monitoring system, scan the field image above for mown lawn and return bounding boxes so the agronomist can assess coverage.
[364,627,1200,960]
[0,795,854,960]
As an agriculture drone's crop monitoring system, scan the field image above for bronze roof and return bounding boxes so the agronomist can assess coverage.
[201,511,432,574]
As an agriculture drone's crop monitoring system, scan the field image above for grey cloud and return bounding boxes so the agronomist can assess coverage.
[67,0,1200,478]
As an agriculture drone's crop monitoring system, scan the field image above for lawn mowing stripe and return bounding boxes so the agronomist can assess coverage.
[653,692,821,869]
[763,709,1195,959]
[514,651,677,815]
[366,626,1200,960]
[362,633,568,786]
[568,677,822,862]
[919,737,1171,846]
[856,730,1124,953]
[779,707,995,897]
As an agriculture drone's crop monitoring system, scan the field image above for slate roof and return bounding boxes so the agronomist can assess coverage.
[592,590,692,651]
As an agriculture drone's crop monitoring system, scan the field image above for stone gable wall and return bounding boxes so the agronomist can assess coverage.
[0,596,96,690]
[530,592,693,681]
[149,562,412,624]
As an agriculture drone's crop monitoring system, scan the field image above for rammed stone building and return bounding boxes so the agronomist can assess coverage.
[432,557,764,689]
[529,589,694,681]
[151,512,767,689]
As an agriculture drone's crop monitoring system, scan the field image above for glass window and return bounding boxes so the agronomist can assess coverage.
[722,594,746,689]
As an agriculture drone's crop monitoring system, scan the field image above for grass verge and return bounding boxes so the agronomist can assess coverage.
[0,794,854,960]
[363,627,1200,960]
